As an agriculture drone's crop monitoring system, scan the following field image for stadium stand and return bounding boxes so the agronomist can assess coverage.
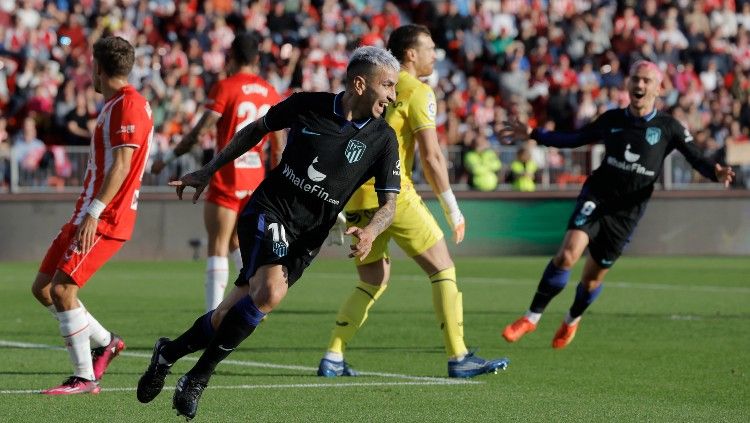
[1,0,749,193]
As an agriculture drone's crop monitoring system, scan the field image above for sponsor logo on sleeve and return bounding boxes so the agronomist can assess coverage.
[115,125,136,134]
[427,101,436,120]
[683,127,694,143]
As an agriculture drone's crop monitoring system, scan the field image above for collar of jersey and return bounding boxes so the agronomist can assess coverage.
[333,91,371,129]
[624,106,657,122]
[104,84,133,103]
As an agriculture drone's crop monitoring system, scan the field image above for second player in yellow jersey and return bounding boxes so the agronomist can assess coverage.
[319,24,509,378]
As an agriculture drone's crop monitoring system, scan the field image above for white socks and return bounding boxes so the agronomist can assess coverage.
[48,302,111,348]
[79,301,111,348]
[57,307,95,381]
[206,256,229,312]
[564,311,581,326]
[523,311,579,325]
[323,351,344,362]
[524,311,542,324]
[229,248,243,271]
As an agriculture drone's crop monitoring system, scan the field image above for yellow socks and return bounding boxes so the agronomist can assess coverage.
[326,269,467,360]
[326,281,387,355]
[431,267,468,359]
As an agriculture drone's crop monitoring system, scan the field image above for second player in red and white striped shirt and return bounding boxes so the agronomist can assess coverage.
[151,32,284,311]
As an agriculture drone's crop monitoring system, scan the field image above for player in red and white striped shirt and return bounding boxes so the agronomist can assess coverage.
[151,32,283,312]
[31,36,154,395]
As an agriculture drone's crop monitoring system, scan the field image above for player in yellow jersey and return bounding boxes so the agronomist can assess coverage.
[317,25,508,378]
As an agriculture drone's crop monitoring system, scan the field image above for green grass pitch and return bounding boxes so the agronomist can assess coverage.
[0,256,747,422]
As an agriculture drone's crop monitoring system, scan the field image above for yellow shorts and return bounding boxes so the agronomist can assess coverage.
[345,190,444,265]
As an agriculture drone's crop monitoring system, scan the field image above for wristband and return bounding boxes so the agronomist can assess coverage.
[162,149,176,164]
[86,199,106,219]
[438,190,460,215]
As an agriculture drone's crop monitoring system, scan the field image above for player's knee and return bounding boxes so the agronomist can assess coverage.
[31,284,48,304]
[554,249,579,269]
[414,243,453,274]
[31,276,49,302]
[253,283,287,311]
[357,258,390,285]
[265,285,287,309]
[211,307,228,329]
[50,283,74,305]
[429,257,454,275]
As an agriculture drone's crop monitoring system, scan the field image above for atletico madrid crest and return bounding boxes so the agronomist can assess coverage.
[273,241,288,257]
[645,127,661,145]
[345,139,366,163]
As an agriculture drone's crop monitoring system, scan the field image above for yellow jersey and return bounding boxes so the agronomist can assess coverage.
[346,70,437,210]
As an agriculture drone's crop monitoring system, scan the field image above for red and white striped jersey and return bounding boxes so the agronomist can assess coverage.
[69,85,153,240]
[204,72,280,198]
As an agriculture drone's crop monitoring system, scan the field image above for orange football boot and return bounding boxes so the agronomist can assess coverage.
[502,317,537,342]
[552,321,578,349]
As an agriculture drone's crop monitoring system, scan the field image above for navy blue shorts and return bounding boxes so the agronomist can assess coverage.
[566,195,647,268]
[234,207,320,287]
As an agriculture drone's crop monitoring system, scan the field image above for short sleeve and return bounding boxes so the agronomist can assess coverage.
[109,98,149,148]
[204,80,228,116]
[407,84,437,134]
[372,129,401,194]
[263,93,301,131]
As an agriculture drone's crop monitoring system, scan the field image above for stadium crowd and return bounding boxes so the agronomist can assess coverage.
[1,0,749,191]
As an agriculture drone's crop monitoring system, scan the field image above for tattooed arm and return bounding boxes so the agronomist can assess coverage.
[367,191,397,236]
[168,119,270,203]
[346,191,397,260]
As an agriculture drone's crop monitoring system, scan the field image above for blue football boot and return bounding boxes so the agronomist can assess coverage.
[317,358,360,377]
[448,352,509,378]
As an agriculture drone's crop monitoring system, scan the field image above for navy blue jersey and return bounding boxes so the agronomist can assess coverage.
[248,92,401,238]
[532,108,716,205]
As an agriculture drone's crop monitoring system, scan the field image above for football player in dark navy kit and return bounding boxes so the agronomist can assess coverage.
[136,46,402,420]
[500,60,735,349]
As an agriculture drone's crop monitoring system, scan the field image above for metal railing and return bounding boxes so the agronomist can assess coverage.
[0,144,723,194]
[3,145,202,194]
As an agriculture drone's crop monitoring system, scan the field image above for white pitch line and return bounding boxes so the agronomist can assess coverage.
[310,272,750,294]
[0,340,482,390]
[0,380,472,395]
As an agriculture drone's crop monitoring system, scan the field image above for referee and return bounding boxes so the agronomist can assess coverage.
[501,60,735,349]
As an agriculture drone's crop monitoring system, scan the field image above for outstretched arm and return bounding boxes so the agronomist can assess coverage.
[501,116,603,148]
[152,111,220,174]
[347,191,397,261]
[169,119,271,202]
[673,131,735,187]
